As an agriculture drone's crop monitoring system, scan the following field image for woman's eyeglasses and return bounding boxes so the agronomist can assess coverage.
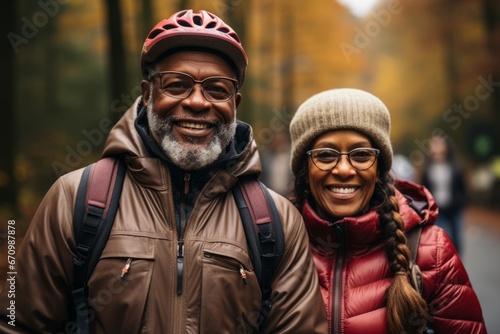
[307,147,380,171]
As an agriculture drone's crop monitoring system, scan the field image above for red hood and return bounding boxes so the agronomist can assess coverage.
[302,179,438,251]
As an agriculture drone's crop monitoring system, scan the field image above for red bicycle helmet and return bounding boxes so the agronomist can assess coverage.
[141,9,248,85]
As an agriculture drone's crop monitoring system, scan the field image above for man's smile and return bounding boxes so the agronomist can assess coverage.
[173,119,216,139]
[177,121,211,130]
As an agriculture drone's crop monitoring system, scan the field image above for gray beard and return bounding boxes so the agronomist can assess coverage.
[146,97,236,171]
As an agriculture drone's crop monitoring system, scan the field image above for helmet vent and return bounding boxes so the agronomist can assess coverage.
[206,22,216,29]
[163,24,176,30]
[218,27,229,33]
[148,29,163,39]
[229,32,241,43]
[193,16,202,26]
[178,19,191,27]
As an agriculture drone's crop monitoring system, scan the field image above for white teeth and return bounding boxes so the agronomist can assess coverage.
[331,187,356,194]
[179,122,208,129]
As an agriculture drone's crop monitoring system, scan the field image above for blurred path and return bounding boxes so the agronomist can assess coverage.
[461,206,500,333]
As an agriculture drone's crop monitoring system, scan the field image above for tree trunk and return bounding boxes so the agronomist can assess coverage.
[482,0,500,151]
[45,14,58,116]
[141,0,154,43]
[105,0,127,124]
[177,0,190,12]
[0,0,18,215]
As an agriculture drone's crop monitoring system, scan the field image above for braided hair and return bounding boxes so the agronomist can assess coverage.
[373,173,428,334]
[290,165,429,334]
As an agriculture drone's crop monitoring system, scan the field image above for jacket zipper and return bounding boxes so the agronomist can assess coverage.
[176,173,191,296]
[177,241,184,295]
[332,223,346,334]
[204,252,248,285]
[120,258,132,278]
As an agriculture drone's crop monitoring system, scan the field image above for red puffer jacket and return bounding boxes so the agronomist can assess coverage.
[302,180,486,334]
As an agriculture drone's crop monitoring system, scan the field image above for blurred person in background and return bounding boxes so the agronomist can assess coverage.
[391,153,416,182]
[260,131,293,196]
[289,88,486,334]
[419,133,468,254]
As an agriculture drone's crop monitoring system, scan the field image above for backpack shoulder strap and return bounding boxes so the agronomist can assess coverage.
[403,193,427,294]
[407,224,435,334]
[72,157,126,333]
[407,224,423,294]
[232,176,284,327]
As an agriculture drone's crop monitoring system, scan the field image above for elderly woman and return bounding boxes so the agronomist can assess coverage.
[289,88,486,334]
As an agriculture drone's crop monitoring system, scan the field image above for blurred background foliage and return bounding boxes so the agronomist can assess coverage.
[0,0,500,234]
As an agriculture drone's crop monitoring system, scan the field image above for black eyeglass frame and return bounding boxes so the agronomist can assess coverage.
[148,70,239,102]
[306,147,380,171]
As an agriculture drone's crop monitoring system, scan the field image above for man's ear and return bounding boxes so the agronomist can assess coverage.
[234,92,242,110]
[141,80,151,105]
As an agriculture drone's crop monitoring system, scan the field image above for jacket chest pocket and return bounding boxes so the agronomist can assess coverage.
[87,235,157,333]
[200,248,261,333]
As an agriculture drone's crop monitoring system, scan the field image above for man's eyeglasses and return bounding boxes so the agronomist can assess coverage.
[149,71,238,102]
[307,147,380,171]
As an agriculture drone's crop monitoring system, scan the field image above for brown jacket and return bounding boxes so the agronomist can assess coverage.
[0,98,327,333]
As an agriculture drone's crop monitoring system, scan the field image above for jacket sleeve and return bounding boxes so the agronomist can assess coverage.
[422,226,486,333]
[0,173,79,333]
[261,194,328,334]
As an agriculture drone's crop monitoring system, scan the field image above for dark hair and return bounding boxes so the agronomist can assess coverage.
[289,162,308,210]
[290,164,428,334]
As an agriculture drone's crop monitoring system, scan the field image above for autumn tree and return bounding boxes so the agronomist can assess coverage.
[105,0,127,124]
[0,0,18,215]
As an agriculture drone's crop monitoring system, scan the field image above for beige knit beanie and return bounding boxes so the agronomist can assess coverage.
[290,88,393,177]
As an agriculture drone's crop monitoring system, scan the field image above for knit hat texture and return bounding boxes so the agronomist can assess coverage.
[290,88,393,176]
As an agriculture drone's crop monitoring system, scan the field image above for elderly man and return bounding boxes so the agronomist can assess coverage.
[0,9,327,333]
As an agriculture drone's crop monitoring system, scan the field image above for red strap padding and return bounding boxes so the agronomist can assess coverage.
[86,157,120,217]
[239,178,272,225]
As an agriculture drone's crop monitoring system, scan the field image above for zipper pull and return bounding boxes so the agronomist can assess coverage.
[120,258,132,278]
[183,173,191,195]
[177,241,184,295]
[239,264,248,285]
